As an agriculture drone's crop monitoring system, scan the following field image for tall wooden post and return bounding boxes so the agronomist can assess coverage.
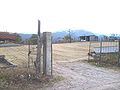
[99,38,102,62]
[119,39,120,53]
[35,20,42,76]
[118,39,120,65]
[28,41,30,68]
[43,32,52,76]
[88,41,91,61]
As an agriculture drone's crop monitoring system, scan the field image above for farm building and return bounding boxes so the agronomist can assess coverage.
[80,35,98,41]
[0,32,17,42]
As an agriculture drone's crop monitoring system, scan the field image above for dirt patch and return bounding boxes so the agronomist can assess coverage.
[44,61,120,90]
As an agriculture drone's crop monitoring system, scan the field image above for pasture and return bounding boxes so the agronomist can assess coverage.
[0,42,89,66]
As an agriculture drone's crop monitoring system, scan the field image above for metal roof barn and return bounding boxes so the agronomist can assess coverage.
[0,32,16,41]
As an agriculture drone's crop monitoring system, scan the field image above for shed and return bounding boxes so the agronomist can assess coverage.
[80,35,98,41]
[0,32,16,41]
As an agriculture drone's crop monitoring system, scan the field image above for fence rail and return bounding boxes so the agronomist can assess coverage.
[88,40,120,65]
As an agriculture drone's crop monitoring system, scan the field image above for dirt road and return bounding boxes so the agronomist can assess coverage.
[1,42,120,90]
[40,59,120,90]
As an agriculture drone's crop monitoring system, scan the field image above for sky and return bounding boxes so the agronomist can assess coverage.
[0,0,120,34]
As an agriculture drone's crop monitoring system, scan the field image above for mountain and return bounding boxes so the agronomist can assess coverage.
[52,31,67,40]
[52,30,94,41]
[19,30,94,41]
[71,30,94,37]
[19,33,32,40]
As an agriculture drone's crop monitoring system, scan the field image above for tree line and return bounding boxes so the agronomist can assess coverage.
[16,31,120,44]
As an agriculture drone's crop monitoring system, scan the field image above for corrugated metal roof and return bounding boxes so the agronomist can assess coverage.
[0,32,16,40]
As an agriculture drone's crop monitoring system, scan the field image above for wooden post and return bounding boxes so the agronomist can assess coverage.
[35,20,42,77]
[119,39,120,53]
[118,39,120,65]
[88,41,91,61]
[99,38,102,62]
[28,41,31,68]
[43,32,52,76]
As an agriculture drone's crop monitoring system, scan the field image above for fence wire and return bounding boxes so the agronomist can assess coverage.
[0,43,37,68]
[88,39,120,65]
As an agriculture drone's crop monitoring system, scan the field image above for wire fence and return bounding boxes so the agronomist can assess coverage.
[0,33,52,77]
[88,39,120,65]
[0,43,38,69]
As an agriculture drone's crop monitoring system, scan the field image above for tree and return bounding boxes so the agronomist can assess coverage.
[15,34,22,43]
[63,35,73,43]
[31,34,38,38]
[62,29,75,43]
[63,35,70,40]
[29,34,38,45]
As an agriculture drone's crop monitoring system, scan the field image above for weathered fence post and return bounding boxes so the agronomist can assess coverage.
[88,41,91,61]
[28,41,31,68]
[99,38,102,63]
[118,39,120,65]
[43,32,52,76]
[35,20,42,77]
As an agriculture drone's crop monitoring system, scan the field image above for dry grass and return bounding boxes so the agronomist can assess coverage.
[0,42,119,89]
[53,42,89,62]
[0,42,88,89]
[0,66,64,90]
[0,41,118,66]
[0,45,28,66]
[0,42,90,66]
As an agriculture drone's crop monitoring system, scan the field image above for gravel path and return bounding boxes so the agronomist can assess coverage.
[41,60,120,90]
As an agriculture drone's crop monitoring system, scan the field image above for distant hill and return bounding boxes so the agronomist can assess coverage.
[19,33,32,40]
[19,30,94,41]
[52,30,94,41]
[71,30,94,37]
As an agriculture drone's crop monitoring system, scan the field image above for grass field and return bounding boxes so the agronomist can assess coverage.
[0,41,119,66]
[0,42,90,66]
[53,42,89,62]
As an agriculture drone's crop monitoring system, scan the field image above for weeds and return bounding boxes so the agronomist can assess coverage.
[0,67,64,90]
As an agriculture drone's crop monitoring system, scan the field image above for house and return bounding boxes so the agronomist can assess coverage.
[80,35,98,41]
[0,32,16,42]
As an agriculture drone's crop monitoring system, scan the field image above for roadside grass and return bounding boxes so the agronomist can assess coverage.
[0,67,64,90]
[87,59,120,71]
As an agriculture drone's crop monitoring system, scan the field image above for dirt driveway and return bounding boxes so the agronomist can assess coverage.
[1,42,120,90]
[39,59,120,90]
[44,42,120,90]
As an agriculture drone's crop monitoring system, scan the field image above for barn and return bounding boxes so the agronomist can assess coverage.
[80,35,98,41]
[0,32,16,42]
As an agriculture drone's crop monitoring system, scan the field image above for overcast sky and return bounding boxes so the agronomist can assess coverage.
[0,0,120,34]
